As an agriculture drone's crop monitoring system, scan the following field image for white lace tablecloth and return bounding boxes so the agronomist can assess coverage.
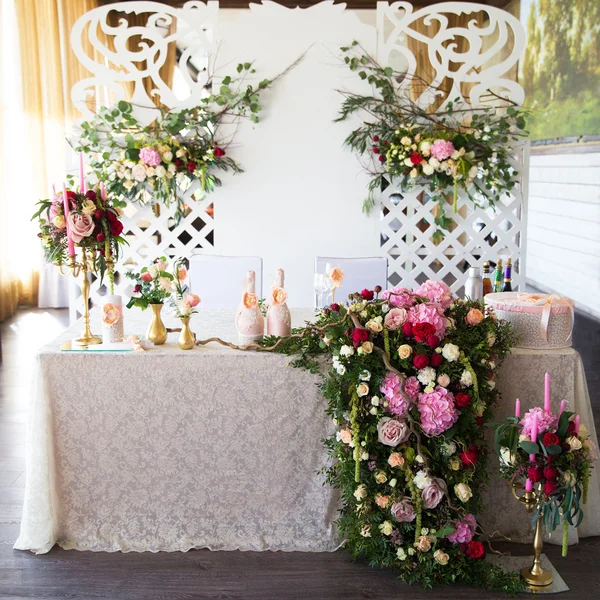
[480,347,600,544]
[15,308,341,554]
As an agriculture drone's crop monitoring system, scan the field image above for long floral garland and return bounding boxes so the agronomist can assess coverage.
[336,42,528,241]
[260,281,524,593]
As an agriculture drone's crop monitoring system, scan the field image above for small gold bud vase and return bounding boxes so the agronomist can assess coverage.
[178,317,195,350]
[146,303,168,345]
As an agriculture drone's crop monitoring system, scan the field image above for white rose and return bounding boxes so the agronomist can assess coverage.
[578,424,588,440]
[488,379,496,390]
[417,367,436,385]
[441,343,460,362]
[408,548,415,556]
[131,164,147,182]
[499,446,516,466]
[449,457,461,470]
[124,160,135,169]
[460,369,473,387]
[440,441,456,456]
[155,165,167,178]
[81,199,96,216]
[401,136,412,146]
[419,141,431,153]
[340,345,354,358]
[356,383,369,397]
[158,277,173,292]
[175,148,186,158]
[437,374,450,387]
[381,303,390,313]
[404,158,413,167]
[371,396,380,407]
[454,482,473,503]
[414,470,432,490]
[353,484,367,500]
[366,319,383,333]
[398,344,412,360]
[336,364,346,375]
[168,163,177,174]
[162,151,173,163]
[379,520,394,536]
[567,436,582,451]
[359,342,374,355]
[410,168,418,178]
[422,163,434,176]
[360,370,371,381]
[389,478,397,488]
[397,548,407,561]
[145,166,156,177]
[369,406,378,415]
[177,300,192,316]
[123,180,135,190]
[468,165,479,179]
[360,525,371,537]
[429,157,440,169]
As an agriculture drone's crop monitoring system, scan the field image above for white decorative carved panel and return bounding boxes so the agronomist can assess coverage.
[376,1,527,294]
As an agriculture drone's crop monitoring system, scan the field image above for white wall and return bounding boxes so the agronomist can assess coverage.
[526,150,600,319]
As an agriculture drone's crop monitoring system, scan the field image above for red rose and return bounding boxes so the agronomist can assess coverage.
[413,354,430,370]
[330,303,340,312]
[455,393,471,407]
[567,421,576,435]
[109,220,124,237]
[85,190,97,201]
[174,159,182,168]
[543,466,558,480]
[460,445,479,466]
[187,161,197,172]
[412,322,436,342]
[426,334,440,348]
[94,209,105,220]
[475,417,484,426]
[360,289,374,301]
[106,209,118,223]
[66,190,77,200]
[543,480,559,495]
[410,152,423,165]
[430,353,443,367]
[214,147,225,157]
[372,135,379,142]
[466,540,485,559]
[133,284,142,293]
[374,285,382,294]
[378,155,385,163]
[96,233,105,243]
[401,322,413,337]
[528,466,544,482]
[543,432,560,446]
[373,147,380,154]
[352,328,369,347]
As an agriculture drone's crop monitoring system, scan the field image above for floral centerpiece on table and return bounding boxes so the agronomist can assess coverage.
[494,406,597,556]
[74,59,299,224]
[263,281,523,592]
[336,42,528,240]
[32,187,126,286]
[125,257,181,309]
[168,257,200,319]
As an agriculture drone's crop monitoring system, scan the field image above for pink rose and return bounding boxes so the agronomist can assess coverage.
[408,302,447,339]
[465,308,484,326]
[430,139,456,161]
[417,386,459,436]
[403,376,420,401]
[185,293,200,307]
[377,417,410,447]
[67,213,95,243]
[390,497,415,522]
[414,280,453,309]
[421,477,446,510]
[381,287,415,308]
[139,146,162,166]
[446,514,477,544]
[384,308,408,330]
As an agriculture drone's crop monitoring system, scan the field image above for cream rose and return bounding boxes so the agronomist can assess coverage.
[415,535,431,552]
[131,164,147,182]
[52,215,66,229]
[374,470,387,484]
[375,494,390,508]
[359,341,374,355]
[377,417,410,447]
[567,436,583,451]
[353,484,367,500]
[67,213,95,243]
[366,318,383,333]
[454,482,473,503]
[360,525,371,537]
[356,383,369,397]
[442,343,460,362]
[162,150,173,163]
[340,345,354,358]
[338,428,353,444]
[379,520,394,536]
[434,549,449,565]
[81,199,96,216]
[398,344,412,360]
[465,308,484,325]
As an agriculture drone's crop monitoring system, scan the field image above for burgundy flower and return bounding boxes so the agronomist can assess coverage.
[374,285,382,294]
[106,209,118,223]
[133,284,142,293]
[109,220,124,237]
[214,147,225,157]
[455,393,471,407]
[543,465,558,480]
[543,432,560,446]
[567,421,576,435]
[94,209,105,220]
[373,147,380,154]
[352,328,369,347]
[360,289,374,301]
[475,417,484,426]
[330,303,341,312]
[96,233,105,243]
[413,354,429,370]
[430,353,443,367]
[401,322,413,337]
[174,159,182,168]
[544,480,559,495]
[187,161,197,172]
[426,334,440,348]
[372,135,379,142]
[378,155,385,163]
[528,466,544,482]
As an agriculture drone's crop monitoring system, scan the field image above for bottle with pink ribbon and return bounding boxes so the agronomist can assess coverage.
[267,268,291,337]
[235,270,264,345]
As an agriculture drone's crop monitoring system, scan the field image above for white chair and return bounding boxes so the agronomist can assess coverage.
[188,255,263,309]
[315,257,388,307]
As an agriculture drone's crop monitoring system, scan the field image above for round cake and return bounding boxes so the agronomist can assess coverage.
[485,292,573,350]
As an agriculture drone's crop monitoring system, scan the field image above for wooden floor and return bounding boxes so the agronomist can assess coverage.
[1,308,599,600]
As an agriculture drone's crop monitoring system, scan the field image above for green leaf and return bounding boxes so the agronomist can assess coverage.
[117,100,130,113]
[384,67,393,76]
[435,524,455,539]
[358,71,367,80]
[545,444,563,455]
[237,64,243,73]
[519,441,540,454]
[243,62,251,70]
[222,75,231,85]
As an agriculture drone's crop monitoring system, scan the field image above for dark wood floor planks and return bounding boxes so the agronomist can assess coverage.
[0,308,599,600]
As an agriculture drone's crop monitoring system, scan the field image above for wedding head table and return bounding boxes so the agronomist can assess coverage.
[15,308,600,554]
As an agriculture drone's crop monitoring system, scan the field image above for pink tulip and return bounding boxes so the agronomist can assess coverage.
[185,293,200,307]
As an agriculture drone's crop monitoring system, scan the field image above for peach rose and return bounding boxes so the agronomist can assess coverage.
[178,267,188,281]
[102,303,120,325]
[388,452,405,468]
[271,286,288,305]
[185,293,200,307]
[328,267,344,288]
[375,494,390,508]
[243,292,258,309]
[465,308,484,326]
[339,428,353,444]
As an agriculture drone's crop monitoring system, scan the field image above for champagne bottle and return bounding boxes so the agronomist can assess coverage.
[502,258,513,292]
[267,268,291,337]
[482,261,493,296]
[235,270,264,344]
[493,259,503,293]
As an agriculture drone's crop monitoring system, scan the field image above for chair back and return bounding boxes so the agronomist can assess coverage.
[189,255,263,309]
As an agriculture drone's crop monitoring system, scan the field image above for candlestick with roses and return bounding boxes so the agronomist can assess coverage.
[261,281,523,592]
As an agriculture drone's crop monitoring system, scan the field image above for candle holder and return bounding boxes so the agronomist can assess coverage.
[510,482,553,588]
[59,248,102,346]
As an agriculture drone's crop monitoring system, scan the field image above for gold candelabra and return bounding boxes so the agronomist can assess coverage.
[59,248,102,346]
[510,482,553,588]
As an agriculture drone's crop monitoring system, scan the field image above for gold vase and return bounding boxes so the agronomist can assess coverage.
[178,317,195,350]
[146,303,168,345]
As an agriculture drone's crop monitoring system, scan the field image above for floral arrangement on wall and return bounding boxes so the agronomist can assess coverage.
[263,281,524,592]
[336,42,528,241]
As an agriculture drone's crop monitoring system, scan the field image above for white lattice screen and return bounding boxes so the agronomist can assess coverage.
[375,1,527,294]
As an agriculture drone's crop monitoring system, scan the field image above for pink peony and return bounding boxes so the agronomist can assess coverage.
[414,280,453,309]
[520,407,559,438]
[417,386,459,436]
[381,287,415,309]
[139,146,162,166]
[430,139,455,161]
[380,373,411,417]
[384,307,408,330]
[391,497,416,522]
[377,417,410,446]
[403,376,420,401]
[408,302,447,340]
[421,477,446,510]
[446,514,477,544]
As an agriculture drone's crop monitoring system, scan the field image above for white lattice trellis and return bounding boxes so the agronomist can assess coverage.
[376,1,528,294]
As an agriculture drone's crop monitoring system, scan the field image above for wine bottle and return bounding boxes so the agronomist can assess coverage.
[493,258,503,293]
[502,258,513,292]
[482,261,493,296]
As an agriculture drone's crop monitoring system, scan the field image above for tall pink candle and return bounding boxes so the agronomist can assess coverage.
[79,153,86,194]
[62,184,75,257]
[515,399,521,418]
[544,372,551,412]
[52,183,56,196]
[575,415,581,436]
[559,399,566,415]
[531,412,538,443]
[100,181,106,201]
[525,478,533,492]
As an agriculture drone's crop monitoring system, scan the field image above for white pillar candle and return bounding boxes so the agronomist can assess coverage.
[101,294,124,343]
